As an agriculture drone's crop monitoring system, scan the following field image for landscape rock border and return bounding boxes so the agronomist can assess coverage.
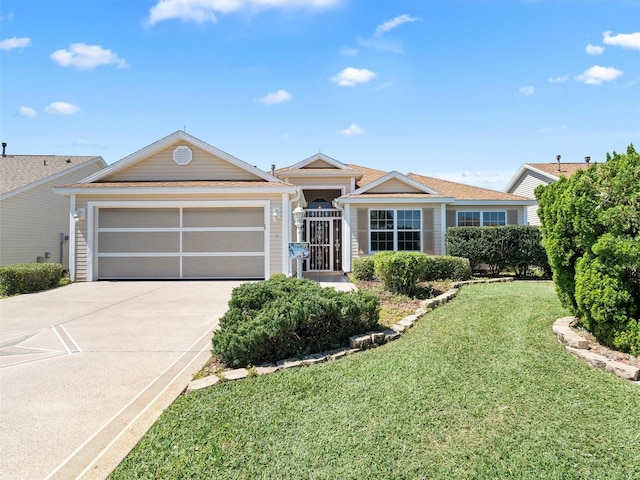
[552,316,640,384]
[186,277,514,393]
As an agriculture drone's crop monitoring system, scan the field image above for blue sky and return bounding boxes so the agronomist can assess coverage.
[1,0,638,189]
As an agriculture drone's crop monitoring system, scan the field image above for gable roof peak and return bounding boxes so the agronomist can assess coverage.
[287,152,352,171]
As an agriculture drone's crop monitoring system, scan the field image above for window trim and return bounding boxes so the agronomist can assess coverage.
[369,208,422,252]
[456,210,508,227]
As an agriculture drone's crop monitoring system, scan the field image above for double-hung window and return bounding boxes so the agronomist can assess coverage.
[457,211,506,227]
[370,209,421,251]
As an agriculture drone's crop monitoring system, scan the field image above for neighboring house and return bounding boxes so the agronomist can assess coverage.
[504,160,591,225]
[0,150,106,269]
[54,131,534,281]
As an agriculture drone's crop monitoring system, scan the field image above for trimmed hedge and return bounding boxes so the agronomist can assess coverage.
[0,263,63,296]
[352,257,375,281]
[372,252,472,295]
[211,276,380,367]
[446,225,550,276]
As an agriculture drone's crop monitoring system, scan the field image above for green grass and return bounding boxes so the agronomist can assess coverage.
[110,282,640,480]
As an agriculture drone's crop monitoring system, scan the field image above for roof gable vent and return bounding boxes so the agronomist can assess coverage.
[173,146,192,166]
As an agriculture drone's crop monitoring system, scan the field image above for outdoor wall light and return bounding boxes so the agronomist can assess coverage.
[73,208,86,222]
[272,207,281,222]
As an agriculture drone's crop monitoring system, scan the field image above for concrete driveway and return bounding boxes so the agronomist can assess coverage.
[0,280,241,480]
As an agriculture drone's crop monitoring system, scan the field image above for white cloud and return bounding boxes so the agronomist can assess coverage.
[45,102,80,115]
[18,106,36,117]
[519,86,535,96]
[576,65,623,85]
[0,12,15,21]
[426,170,514,189]
[0,37,31,51]
[50,43,128,70]
[585,44,604,55]
[331,67,376,87]
[548,75,568,84]
[258,89,292,105]
[340,124,365,137]
[340,47,358,57]
[603,31,640,50]
[375,14,418,36]
[147,0,343,25]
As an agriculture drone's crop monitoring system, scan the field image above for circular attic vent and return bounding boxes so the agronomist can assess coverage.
[173,146,193,165]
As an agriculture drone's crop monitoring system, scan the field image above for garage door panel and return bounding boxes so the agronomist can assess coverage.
[99,257,180,278]
[182,231,264,253]
[99,232,180,253]
[99,208,180,228]
[183,207,263,228]
[182,256,264,278]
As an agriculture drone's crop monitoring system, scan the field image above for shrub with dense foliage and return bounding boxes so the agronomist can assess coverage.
[372,252,472,295]
[446,225,549,276]
[536,144,640,355]
[211,276,380,367]
[352,257,375,281]
[0,263,63,296]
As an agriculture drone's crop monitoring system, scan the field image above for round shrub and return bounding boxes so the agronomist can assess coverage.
[212,277,380,367]
[352,257,375,281]
[374,251,428,296]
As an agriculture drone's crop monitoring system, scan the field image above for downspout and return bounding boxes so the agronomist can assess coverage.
[69,195,76,281]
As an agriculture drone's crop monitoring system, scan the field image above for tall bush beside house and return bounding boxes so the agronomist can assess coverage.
[536,144,640,355]
[352,257,375,281]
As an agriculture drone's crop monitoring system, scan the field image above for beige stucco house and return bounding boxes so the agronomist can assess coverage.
[54,131,534,281]
[1,151,105,269]
[504,160,591,225]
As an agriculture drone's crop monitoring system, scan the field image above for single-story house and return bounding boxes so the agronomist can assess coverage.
[504,159,591,225]
[54,131,534,281]
[1,147,105,269]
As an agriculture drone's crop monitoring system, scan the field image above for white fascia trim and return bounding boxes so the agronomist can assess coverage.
[336,196,456,205]
[69,195,76,281]
[281,193,290,275]
[503,164,558,192]
[81,131,280,184]
[278,169,362,178]
[343,204,351,272]
[451,200,537,206]
[288,152,351,170]
[351,171,440,195]
[53,185,298,195]
[1,156,106,201]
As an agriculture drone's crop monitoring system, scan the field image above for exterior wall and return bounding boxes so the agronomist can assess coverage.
[346,203,446,270]
[444,206,523,229]
[508,170,552,225]
[0,162,103,268]
[365,179,422,194]
[72,192,286,281]
[106,144,258,182]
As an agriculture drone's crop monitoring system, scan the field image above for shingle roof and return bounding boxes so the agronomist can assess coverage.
[527,162,590,178]
[406,173,530,201]
[344,164,529,201]
[0,155,100,195]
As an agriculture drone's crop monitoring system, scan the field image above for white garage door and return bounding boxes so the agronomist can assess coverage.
[97,207,265,279]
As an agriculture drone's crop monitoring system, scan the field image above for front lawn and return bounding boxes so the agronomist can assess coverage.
[110,282,640,480]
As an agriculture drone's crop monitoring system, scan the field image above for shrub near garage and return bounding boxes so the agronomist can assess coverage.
[211,276,380,367]
[0,263,63,296]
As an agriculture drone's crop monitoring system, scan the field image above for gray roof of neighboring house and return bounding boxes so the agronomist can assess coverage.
[0,155,104,196]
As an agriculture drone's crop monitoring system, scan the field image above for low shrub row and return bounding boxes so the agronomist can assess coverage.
[352,253,472,296]
[211,275,380,367]
[0,263,63,296]
[445,225,550,276]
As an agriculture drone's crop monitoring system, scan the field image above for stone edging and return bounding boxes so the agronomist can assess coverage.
[552,316,640,384]
[186,277,515,393]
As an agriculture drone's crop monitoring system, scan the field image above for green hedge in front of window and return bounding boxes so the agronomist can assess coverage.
[445,225,550,276]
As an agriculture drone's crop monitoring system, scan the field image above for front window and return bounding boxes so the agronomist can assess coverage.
[457,211,506,227]
[370,209,421,251]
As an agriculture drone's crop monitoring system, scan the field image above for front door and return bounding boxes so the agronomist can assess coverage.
[304,217,341,271]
